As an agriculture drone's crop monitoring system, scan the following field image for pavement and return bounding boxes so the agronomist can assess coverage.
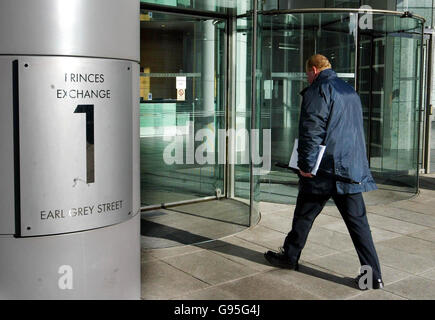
[141,174,435,300]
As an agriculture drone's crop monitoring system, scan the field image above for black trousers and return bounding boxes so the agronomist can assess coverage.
[283,192,382,280]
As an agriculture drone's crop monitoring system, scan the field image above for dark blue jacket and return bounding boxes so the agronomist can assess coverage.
[297,69,377,194]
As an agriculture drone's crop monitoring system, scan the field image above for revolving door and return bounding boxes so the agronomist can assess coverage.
[253,9,425,204]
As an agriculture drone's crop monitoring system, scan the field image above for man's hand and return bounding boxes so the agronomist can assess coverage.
[299,170,313,178]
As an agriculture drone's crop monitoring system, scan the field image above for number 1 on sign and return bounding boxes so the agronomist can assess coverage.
[74,104,95,183]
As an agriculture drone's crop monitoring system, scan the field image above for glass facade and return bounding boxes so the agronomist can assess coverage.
[359,14,423,192]
[258,12,357,203]
[139,0,428,240]
[234,14,262,223]
[259,0,435,21]
[139,11,227,204]
[256,11,423,203]
[140,0,252,15]
[397,0,434,28]
[234,17,252,202]
[139,6,257,228]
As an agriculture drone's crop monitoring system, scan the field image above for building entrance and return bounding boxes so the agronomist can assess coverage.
[255,9,425,204]
[139,6,255,248]
[139,10,227,207]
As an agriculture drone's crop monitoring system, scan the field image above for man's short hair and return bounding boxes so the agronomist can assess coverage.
[306,54,332,71]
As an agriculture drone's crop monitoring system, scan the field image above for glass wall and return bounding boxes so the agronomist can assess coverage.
[359,14,423,191]
[259,0,391,11]
[138,3,425,225]
[233,14,261,225]
[255,11,423,204]
[139,2,264,228]
[257,12,356,203]
[139,11,227,206]
[233,17,252,202]
[397,0,434,28]
[258,0,435,19]
[140,0,252,15]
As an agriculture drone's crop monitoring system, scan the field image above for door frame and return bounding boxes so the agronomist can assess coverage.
[422,30,435,174]
[139,2,232,211]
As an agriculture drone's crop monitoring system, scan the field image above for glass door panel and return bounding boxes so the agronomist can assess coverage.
[140,0,251,15]
[358,14,423,193]
[140,11,226,206]
[258,12,356,204]
[255,11,423,204]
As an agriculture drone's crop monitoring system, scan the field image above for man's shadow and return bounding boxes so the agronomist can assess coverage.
[141,219,358,290]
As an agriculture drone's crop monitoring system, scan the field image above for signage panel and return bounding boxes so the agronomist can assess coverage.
[18,57,133,236]
[0,58,15,234]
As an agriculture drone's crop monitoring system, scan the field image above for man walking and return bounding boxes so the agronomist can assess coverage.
[264,54,383,290]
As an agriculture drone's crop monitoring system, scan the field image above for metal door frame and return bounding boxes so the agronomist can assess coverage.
[139,3,232,211]
[423,29,435,173]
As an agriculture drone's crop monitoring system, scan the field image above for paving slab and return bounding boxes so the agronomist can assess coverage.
[141,260,209,300]
[203,236,276,272]
[408,191,435,203]
[234,225,286,249]
[162,250,259,286]
[319,206,342,218]
[390,200,435,215]
[375,244,435,275]
[304,252,413,285]
[347,290,407,300]
[171,284,241,300]
[192,271,322,300]
[408,228,435,243]
[299,240,341,261]
[384,276,435,300]
[376,236,435,262]
[312,214,343,227]
[418,268,435,281]
[141,235,186,250]
[305,227,355,251]
[363,188,414,205]
[260,208,343,228]
[366,206,435,228]
[141,248,159,263]
[259,202,294,214]
[321,222,402,243]
[243,237,285,251]
[145,244,205,260]
[235,225,285,241]
[258,213,293,233]
[268,267,360,300]
[417,188,435,198]
[141,199,249,249]
[141,180,435,300]
[261,207,294,218]
[302,252,360,277]
[365,213,429,235]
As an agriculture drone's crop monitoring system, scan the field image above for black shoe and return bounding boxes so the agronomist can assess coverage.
[354,274,384,290]
[264,249,299,270]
